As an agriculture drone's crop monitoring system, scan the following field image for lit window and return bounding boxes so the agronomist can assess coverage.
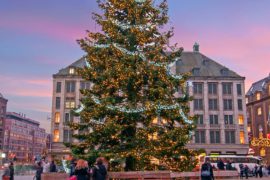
[239,131,245,144]
[53,130,60,142]
[65,98,75,109]
[69,68,75,74]
[256,93,261,100]
[257,107,262,115]
[238,115,244,125]
[247,126,251,133]
[55,112,60,124]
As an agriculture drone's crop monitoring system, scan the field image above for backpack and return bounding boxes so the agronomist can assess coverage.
[201,164,211,177]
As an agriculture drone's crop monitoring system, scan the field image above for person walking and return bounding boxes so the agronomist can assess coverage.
[74,159,89,180]
[35,161,43,180]
[9,162,14,180]
[2,163,10,180]
[92,157,108,180]
[239,164,244,179]
[244,165,249,179]
[49,160,57,172]
[258,165,263,178]
[43,160,50,173]
[254,165,258,177]
[70,159,77,177]
[201,160,214,180]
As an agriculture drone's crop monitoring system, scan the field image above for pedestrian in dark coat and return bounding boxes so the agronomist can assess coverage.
[74,159,89,180]
[49,160,57,172]
[36,161,43,180]
[9,162,14,180]
[217,159,225,170]
[201,161,214,180]
[258,165,263,178]
[244,165,249,179]
[92,157,107,180]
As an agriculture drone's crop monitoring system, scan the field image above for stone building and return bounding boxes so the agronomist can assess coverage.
[171,43,249,155]
[50,44,249,156]
[3,112,47,162]
[0,93,8,150]
[246,74,270,159]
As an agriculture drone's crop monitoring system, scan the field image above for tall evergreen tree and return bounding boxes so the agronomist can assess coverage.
[68,0,198,171]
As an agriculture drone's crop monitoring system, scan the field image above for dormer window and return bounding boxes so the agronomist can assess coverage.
[69,67,75,74]
[256,92,261,100]
[202,59,209,66]
[220,68,229,76]
[192,68,200,76]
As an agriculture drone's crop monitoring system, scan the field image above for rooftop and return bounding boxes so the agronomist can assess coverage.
[6,112,40,126]
[246,74,270,96]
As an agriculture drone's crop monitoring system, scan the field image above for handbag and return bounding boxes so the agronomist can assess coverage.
[69,175,77,180]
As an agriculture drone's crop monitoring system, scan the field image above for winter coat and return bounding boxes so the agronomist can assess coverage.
[74,168,89,180]
[92,164,107,180]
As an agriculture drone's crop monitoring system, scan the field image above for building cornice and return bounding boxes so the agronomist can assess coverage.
[246,96,270,106]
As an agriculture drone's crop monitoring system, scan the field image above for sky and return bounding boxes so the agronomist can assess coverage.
[0,0,270,133]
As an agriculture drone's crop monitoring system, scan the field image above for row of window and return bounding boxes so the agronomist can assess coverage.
[56,81,91,93]
[194,98,243,111]
[193,83,242,95]
[196,114,244,125]
[194,130,245,144]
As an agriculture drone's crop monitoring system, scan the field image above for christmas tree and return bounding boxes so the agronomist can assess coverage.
[68,0,199,171]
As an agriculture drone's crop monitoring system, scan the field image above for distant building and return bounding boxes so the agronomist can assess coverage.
[171,43,249,155]
[0,93,8,150]
[50,43,249,156]
[3,112,47,162]
[246,74,270,159]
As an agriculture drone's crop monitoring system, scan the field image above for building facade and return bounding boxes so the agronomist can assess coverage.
[3,112,47,162]
[246,74,270,159]
[0,93,8,150]
[172,44,249,155]
[51,44,249,155]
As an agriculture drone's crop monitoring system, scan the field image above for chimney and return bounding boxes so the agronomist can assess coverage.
[193,42,199,52]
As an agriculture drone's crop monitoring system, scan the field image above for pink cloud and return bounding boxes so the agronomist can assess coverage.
[0,75,51,97]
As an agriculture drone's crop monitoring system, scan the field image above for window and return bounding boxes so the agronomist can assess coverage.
[65,113,74,124]
[196,115,204,125]
[247,126,251,133]
[208,83,217,94]
[237,84,242,95]
[223,99,233,110]
[53,130,60,142]
[65,98,75,109]
[194,99,203,110]
[256,93,261,100]
[209,115,218,124]
[55,112,60,124]
[221,68,229,76]
[80,81,91,90]
[239,131,245,144]
[63,130,72,143]
[69,68,75,74]
[209,99,218,110]
[238,115,244,125]
[238,99,243,111]
[192,68,200,76]
[193,83,203,94]
[210,131,220,144]
[257,107,262,115]
[66,81,76,93]
[224,115,233,124]
[56,97,61,109]
[225,131,235,144]
[195,131,205,143]
[56,82,62,93]
[222,83,232,95]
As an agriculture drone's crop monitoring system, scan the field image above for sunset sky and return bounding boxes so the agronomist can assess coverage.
[1,0,270,132]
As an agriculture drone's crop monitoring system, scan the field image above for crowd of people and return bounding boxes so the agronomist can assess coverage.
[201,159,270,180]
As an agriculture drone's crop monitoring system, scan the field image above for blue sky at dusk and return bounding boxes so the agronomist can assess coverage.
[1,0,270,132]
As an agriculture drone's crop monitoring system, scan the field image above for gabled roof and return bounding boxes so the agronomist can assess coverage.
[175,51,243,78]
[246,75,270,96]
[54,57,86,76]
